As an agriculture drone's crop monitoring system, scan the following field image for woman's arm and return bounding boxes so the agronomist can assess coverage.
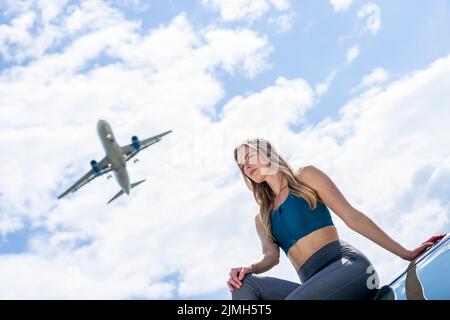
[246,214,280,274]
[298,165,431,260]
[336,206,411,259]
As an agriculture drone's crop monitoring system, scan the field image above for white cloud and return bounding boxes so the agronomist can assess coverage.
[352,67,389,92]
[36,0,70,24]
[0,0,136,63]
[106,0,150,13]
[198,26,272,78]
[0,11,37,61]
[346,45,360,64]
[315,69,338,96]
[361,67,389,86]
[329,0,353,12]
[268,12,296,33]
[202,0,291,22]
[268,0,290,11]
[358,3,381,35]
[218,76,314,132]
[0,0,35,16]
[338,3,381,42]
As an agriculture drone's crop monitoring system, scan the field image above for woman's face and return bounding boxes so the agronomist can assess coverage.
[237,145,268,183]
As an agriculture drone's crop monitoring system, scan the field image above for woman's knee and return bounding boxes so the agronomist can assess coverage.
[230,274,261,300]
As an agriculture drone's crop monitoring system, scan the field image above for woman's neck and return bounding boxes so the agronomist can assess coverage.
[265,171,288,196]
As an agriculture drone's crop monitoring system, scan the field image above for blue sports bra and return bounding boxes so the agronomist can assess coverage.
[271,191,334,255]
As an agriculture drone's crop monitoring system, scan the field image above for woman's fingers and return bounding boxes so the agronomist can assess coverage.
[417,242,434,255]
[230,279,241,288]
[228,266,251,291]
[230,268,238,280]
[228,277,241,289]
[230,269,242,285]
[238,267,248,280]
[430,233,446,242]
[419,242,433,250]
[423,234,446,245]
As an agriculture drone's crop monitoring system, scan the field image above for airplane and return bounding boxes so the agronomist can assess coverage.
[57,119,172,204]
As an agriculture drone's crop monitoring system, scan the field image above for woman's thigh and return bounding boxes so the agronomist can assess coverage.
[231,273,300,300]
[285,256,377,300]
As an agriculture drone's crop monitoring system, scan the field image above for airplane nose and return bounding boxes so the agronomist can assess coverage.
[97,119,106,131]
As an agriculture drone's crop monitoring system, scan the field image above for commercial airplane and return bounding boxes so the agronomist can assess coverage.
[57,119,172,204]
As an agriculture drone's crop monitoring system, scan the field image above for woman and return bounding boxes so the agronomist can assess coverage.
[228,137,446,300]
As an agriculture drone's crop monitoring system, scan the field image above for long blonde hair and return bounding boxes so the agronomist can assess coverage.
[233,137,321,242]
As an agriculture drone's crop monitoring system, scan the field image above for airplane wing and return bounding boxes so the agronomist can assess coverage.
[57,157,112,199]
[121,130,172,162]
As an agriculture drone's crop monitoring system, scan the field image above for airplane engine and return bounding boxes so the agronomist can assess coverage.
[90,160,101,174]
[131,136,141,150]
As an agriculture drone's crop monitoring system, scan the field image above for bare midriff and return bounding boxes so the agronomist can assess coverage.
[287,226,340,273]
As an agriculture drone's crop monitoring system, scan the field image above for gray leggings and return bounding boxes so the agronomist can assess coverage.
[231,239,380,300]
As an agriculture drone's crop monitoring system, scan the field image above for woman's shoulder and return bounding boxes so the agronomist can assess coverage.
[295,165,312,181]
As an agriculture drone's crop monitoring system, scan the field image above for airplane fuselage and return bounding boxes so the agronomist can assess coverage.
[97,120,130,194]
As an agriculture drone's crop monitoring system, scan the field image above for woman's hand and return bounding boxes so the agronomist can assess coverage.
[403,233,447,261]
[227,266,252,292]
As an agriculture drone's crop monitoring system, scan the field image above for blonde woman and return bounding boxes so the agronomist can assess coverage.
[228,137,446,300]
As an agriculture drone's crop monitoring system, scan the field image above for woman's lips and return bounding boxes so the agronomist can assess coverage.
[250,168,257,175]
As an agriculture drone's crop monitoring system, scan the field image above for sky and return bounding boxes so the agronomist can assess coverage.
[0,0,450,299]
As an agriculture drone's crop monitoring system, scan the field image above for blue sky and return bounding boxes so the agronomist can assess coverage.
[1,0,450,299]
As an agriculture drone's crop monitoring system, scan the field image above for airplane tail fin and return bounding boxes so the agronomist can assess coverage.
[107,179,146,204]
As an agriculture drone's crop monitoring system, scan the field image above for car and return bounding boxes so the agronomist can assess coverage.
[374,233,450,300]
